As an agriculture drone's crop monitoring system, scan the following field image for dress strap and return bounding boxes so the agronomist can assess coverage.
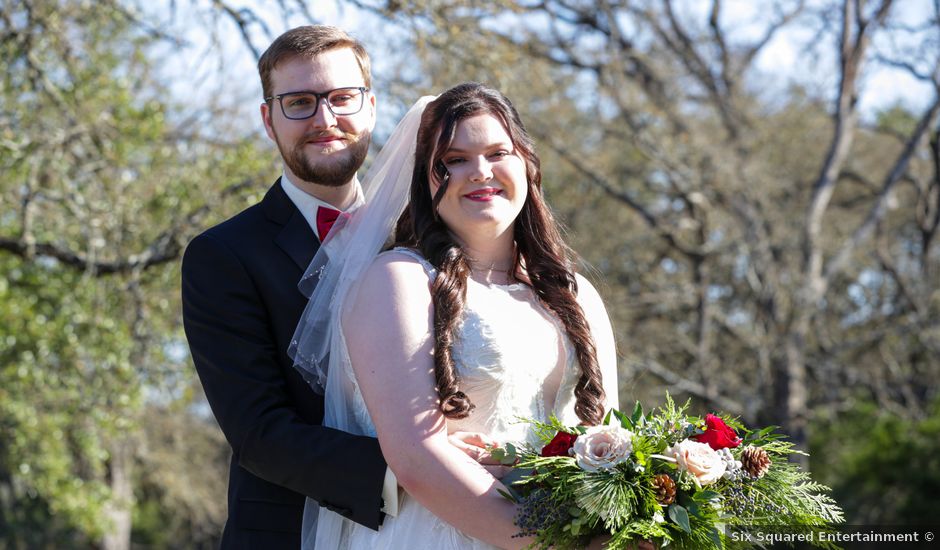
[388,247,437,280]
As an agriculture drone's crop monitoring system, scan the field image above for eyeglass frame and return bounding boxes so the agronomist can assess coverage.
[264,87,371,120]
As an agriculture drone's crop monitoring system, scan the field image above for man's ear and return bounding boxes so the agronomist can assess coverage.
[366,92,377,132]
[261,102,276,141]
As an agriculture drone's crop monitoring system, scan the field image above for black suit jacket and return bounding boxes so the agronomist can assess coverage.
[181,180,387,548]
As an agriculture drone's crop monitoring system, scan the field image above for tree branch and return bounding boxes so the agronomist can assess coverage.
[824,91,940,284]
[0,179,255,276]
[637,357,746,413]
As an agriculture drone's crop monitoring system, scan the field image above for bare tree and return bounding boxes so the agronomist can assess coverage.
[352,0,940,451]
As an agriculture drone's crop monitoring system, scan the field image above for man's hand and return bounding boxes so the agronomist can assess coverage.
[448,431,512,478]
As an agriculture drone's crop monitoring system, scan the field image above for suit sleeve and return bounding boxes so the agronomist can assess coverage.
[181,232,387,529]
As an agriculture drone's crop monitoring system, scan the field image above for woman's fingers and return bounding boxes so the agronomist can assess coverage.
[448,431,503,464]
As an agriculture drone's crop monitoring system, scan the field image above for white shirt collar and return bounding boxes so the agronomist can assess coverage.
[279,171,363,240]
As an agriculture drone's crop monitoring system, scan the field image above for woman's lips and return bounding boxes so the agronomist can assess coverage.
[464,188,502,201]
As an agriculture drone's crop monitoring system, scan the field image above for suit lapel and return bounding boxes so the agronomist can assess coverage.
[263,179,320,271]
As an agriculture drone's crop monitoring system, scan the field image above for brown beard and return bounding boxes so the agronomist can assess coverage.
[279,129,372,188]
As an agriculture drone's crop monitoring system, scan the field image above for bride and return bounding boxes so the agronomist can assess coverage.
[291,82,619,548]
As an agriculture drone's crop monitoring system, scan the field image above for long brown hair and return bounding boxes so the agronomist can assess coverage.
[395,83,606,426]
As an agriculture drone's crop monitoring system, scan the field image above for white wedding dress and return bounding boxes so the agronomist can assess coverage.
[312,248,596,549]
[292,97,617,550]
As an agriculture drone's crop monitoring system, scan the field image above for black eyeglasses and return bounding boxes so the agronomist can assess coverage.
[265,87,370,120]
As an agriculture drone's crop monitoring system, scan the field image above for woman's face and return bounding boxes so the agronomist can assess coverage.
[432,113,528,244]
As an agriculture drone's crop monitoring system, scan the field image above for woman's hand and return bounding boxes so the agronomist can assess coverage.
[448,431,512,478]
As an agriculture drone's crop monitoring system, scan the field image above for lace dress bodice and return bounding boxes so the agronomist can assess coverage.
[447,271,583,446]
[356,249,582,445]
[340,249,583,446]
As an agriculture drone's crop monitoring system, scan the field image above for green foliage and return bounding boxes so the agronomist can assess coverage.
[0,257,122,539]
[1,0,266,545]
[875,103,920,137]
[809,396,940,525]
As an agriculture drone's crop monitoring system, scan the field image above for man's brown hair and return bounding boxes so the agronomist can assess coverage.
[258,25,371,100]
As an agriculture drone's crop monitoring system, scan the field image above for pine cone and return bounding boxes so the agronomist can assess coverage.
[652,474,677,505]
[741,446,772,479]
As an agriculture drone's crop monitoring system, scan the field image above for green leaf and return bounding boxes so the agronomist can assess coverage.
[668,504,691,533]
[501,443,519,465]
[496,488,517,503]
[610,408,629,429]
[678,491,702,517]
[707,526,723,549]
[500,467,531,487]
[631,401,645,428]
[694,490,721,503]
[748,425,780,442]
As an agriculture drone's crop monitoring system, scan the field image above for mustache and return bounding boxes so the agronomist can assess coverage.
[302,130,353,142]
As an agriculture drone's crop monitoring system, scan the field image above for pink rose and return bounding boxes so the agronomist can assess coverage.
[666,439,726,485]
[572,424,634,472]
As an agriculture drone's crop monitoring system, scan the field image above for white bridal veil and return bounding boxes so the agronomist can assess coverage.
[288,95,436,548]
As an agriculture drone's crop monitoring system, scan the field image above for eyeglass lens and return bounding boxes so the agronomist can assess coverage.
[280,88,365,119]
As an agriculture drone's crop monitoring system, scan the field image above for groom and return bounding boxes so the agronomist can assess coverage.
[184,26,502,547]
[183,26,412,548]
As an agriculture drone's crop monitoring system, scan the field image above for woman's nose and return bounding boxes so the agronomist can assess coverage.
[468,158,492,183]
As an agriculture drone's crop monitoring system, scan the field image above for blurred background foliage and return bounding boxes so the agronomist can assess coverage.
[1,0,938,547]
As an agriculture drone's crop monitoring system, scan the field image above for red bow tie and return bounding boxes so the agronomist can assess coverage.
[316,206,341,241]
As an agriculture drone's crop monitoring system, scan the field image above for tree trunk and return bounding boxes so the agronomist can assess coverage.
[101,439,133,550]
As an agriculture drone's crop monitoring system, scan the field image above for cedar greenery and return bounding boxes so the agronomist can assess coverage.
[497,396,844,549]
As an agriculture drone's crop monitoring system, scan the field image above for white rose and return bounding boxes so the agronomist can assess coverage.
[666,439,726,486]
[572,424,634,472]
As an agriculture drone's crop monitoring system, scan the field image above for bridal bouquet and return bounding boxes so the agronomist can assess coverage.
[493,396,844,549]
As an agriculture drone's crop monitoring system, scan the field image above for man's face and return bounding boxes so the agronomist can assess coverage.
[261,48,376,188]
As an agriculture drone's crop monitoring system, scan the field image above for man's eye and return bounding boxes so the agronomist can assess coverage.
[330,94,354,104]
[287,97,313,107]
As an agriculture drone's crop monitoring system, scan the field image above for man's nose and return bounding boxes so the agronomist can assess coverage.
[309,98,337,129]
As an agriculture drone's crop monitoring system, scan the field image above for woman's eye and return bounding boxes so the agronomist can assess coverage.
[443,157,465,165]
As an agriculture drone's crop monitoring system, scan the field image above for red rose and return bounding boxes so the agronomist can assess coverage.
[541,431,578,457]
[693,414,742,450]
